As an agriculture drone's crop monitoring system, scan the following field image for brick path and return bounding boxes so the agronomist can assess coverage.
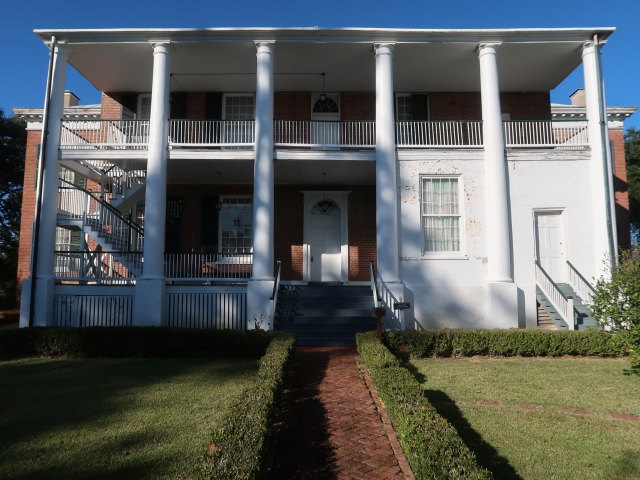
[270,347,410,480]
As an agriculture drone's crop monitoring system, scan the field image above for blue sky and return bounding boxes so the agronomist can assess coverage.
[2,0,638,129]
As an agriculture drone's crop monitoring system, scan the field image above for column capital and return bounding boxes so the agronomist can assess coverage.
[582,40,601,55]
[477,42,502,55]
[254,40,275,54]
[374,42,395,55]
[149,41,171,54]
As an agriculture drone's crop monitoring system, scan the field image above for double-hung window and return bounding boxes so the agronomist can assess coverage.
[222,94,255,147]
[421,177,463,253]
[219,196,253,254]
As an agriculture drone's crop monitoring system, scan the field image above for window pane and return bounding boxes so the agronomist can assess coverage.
[220,197,252,254]
[422,178,461,252]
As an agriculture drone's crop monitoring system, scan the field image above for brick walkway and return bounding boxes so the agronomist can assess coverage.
[269,346,410,480]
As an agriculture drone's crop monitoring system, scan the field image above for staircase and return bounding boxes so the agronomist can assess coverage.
[536,283,597,331]
[274,284,376,346]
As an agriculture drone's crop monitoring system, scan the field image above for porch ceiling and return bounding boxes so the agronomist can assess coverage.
[166,158,375,185]
[36,27,614,93]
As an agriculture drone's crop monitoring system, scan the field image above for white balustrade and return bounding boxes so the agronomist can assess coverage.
[396,121,483,148]
[169,120,255,147]
[535,261,575,329]
[164,252,253,280]
[60,120,150,149]
[274,120,375,148]
[567,261,596,306]
[504,120,589,148]
[54,250,142,282]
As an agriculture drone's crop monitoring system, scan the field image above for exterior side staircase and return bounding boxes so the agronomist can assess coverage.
[536,282,597,331]
[57,179,144,277]
[274,284,376,346]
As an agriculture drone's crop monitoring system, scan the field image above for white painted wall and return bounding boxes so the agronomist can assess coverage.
[397,149,595,329]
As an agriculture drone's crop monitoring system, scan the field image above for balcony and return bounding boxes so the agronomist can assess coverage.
[59,119,589,150]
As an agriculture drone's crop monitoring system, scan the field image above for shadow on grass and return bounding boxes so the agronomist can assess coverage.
[403,361,523,480]
[611,449,640,480]
[0,357,256,480]
[268,347,337,480]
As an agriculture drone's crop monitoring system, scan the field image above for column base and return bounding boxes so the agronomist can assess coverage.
[134,277,165,327]
[247,278,275,330]
[28,275,56,327]
[485,282,519,328]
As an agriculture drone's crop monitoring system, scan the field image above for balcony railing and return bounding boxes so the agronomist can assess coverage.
[274,120,375,148]
[396,121,483,148]
[504,120,589,148]
[59,119,589,150]
[54,250,141,283]
[165,252,253,281]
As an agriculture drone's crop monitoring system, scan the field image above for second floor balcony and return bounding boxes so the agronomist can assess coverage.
[60,118,590,151]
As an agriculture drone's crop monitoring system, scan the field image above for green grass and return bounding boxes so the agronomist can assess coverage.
[411,357,640,480]
[0,357,258,480]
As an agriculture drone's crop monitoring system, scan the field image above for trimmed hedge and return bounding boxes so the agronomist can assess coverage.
[357,331,492,480]
[384,329,624,358]
[201,333,296,480]
[0,327,272,359]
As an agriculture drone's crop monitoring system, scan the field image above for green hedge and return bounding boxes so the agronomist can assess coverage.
[384,329,624,358]
[357,331,492,480]
[201,333,296,480]
[0,327,272,359]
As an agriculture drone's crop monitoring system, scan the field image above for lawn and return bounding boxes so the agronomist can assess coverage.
[0,357,258,480]
[411,357,640,480]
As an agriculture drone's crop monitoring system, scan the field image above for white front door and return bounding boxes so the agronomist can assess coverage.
[309,200,342,281]
[535,211,566,282]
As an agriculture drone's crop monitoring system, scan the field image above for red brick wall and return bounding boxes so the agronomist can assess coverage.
[16,130,41,296]
[429,92,551,121]
[186,93,206,120]
[274,93,310,120]
[341,93,376,121]
[610,129,631,250]
[101,93,124,119]
[348,187,377,281]
[274,186,304,280]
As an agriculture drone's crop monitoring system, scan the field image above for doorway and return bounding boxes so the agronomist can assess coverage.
[303,192,349,282]
[534,210,566,282]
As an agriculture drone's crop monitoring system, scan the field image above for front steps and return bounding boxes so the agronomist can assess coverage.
[274,284,376,346]
[536,283,597,331]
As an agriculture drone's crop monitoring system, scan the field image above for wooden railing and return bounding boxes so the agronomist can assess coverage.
[54,250,141,283]
[535,261,575,329]
[396,121,483,148]
[164,252,252,280]
[59,119,589,150]
[567,261,596,306]
[504,120,589,148]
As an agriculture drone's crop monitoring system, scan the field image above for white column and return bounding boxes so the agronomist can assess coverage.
[478,42,518,328]
[374,43,401,284]
[247,41,275,329]
[134,42,170,327]
[583,41,615,275]
[30,41,68,326]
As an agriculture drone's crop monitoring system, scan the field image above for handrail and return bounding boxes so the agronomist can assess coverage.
[535,260,575,329]
[269,261,282,328]
[370,261,382,306]
[58,178,143,236]
[566,260,596,305]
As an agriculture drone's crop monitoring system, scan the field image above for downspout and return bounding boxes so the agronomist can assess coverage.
[27,36,57,327]
[593,34,617,266]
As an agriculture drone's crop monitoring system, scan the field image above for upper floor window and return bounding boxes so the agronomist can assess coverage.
[421,177,462,253]
[396,94,429,121]
[137,94,152,120]
[223,94,255,120]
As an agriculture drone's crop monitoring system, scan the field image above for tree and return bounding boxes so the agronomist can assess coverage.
[625,127,640,243]
[0,109,26,308]
[591,246,640,372]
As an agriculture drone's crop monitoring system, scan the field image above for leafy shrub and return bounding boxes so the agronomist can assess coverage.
[591,245,640,369]
[357,331,492,480]
[201,333,295,480]
[0,327,272,359]
[384,329,622,358]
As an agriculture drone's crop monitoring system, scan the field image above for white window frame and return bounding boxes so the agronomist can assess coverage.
[420,175,466,258]
[217,195,253,257]
[395,93,430,122]
[137,94,152,120]
[222,93,255,120]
